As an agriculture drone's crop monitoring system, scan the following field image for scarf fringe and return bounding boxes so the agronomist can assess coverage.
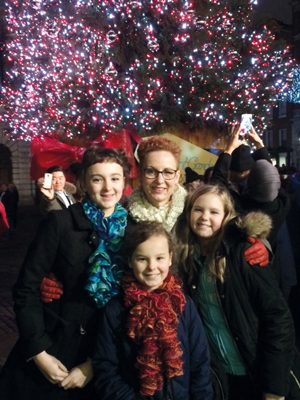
[123,271,186,396]
[83,199,127,308]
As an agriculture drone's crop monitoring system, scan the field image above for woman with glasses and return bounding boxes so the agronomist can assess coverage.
[128,136,186,232]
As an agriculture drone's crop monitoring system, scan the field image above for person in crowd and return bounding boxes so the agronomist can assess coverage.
[213,126,291,287]
[175,184,296,400]
[0,183,14,229]
[39,165,76,215]
[212,124,271,213]
[93,221,213,400]
[0,147,131,400]
[67,162,85,203]
[40,136,269,301]
[183,167,205,194]
[0,201,9,239]
[204,166,214,184]
[243,159,293,290]
[8,182,19,228]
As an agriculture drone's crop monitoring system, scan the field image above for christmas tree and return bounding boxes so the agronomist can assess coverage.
[0,0,295,141]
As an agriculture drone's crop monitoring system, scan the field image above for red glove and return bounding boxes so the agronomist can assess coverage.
[40,272,63,303]
[244,237,269,267]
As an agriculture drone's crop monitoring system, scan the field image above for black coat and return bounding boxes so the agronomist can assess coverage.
[92,292,213,400]
[0,203,100,400]
[189,222,295,398]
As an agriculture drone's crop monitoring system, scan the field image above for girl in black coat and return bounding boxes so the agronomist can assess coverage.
[176,184,296,400]
[92,221,213,400]
[0,147,131,400]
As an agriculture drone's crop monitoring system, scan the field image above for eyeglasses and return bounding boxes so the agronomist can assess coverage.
[143,168,178,180]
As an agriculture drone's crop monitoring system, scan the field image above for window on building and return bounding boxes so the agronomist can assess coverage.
[0,144,12,184]
[279,128,287,147]
[279,152,287,169]
[265,130,273,148]
[278,101,287,117]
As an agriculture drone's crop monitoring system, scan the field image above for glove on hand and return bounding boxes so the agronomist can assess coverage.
[40,272,63,303]
[244,237,269,267]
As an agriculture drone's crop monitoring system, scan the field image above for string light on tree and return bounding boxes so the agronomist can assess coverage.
[1,0,295,141]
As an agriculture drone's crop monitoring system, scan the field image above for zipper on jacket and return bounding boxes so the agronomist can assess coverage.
[290,369,300,389]
[214,284,253,381]
[211,367,226,400]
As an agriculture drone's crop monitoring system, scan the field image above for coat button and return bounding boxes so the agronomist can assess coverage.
[192,285,196,289]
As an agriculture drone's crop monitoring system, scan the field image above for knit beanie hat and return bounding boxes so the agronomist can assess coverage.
[185,167,204,184]
[246,160,281,203]
[230,145,254,172]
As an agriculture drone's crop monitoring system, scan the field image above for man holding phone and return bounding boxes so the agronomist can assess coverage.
[40,166,76,215]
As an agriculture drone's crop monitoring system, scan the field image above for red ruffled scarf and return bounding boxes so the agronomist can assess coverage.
[122,271,186,396]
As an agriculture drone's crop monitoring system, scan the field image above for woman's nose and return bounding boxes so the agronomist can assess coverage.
[156,172,165,183]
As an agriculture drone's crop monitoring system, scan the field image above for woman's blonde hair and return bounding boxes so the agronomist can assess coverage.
[176,184,236,283]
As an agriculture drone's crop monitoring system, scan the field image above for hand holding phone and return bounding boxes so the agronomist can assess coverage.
[240,114,252,135]
[43,173,53,189]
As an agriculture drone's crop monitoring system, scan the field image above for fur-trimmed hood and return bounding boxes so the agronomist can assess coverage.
[37,177,77,195]
[235,211,272,240]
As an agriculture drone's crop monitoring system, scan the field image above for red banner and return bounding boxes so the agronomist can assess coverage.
[30,129,140,181]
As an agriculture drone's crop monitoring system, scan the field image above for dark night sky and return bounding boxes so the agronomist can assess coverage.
[255,0,292,24]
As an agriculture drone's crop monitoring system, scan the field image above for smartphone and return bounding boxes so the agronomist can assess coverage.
[240,114,252,135]
[43,173,53,189]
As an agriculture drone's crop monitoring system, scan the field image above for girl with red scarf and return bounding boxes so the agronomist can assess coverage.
[92,221,213,400]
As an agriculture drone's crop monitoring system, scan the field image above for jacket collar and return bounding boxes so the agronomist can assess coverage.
[69,202,94,230]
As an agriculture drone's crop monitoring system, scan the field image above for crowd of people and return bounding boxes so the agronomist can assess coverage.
[0,127,300,400]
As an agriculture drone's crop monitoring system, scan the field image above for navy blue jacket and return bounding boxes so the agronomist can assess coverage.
[92,292,213,400]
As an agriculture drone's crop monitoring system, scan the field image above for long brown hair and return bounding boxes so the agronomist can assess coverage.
[176,184,236,283]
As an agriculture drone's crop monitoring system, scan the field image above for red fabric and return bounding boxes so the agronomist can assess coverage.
[30,130,140,181]
[122,271,186,396]
[0,202,9,236]
[91,129,139,179]
[30,136,85,181]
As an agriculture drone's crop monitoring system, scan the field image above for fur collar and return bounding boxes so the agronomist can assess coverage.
[236,211,272,240]
[128,184,187,232]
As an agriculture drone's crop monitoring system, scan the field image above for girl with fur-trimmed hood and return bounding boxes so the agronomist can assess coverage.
[175,184,297,400]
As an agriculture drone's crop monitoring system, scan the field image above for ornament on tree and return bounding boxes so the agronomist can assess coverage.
[228,50,241,62]
[106,30,118,43]
[189,71,204,83]
[195,18,206,30]
[148,40,159,52]
[31,0,43,10]
[104,63,118,79]
[44,21,59,38]
[128,0,141,7]
[24,85,35,99]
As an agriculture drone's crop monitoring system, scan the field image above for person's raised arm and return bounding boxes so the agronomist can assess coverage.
[247,124,264,149]
[211,126,246,187]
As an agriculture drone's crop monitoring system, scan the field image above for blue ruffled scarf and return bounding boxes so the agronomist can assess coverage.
[83,199,127,308]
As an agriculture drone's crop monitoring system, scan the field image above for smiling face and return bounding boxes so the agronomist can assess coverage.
[52,171,66,192]
[139,150,180,208]
[84,162,125,217]
[190,192,225,242]
[129,234,172,292]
